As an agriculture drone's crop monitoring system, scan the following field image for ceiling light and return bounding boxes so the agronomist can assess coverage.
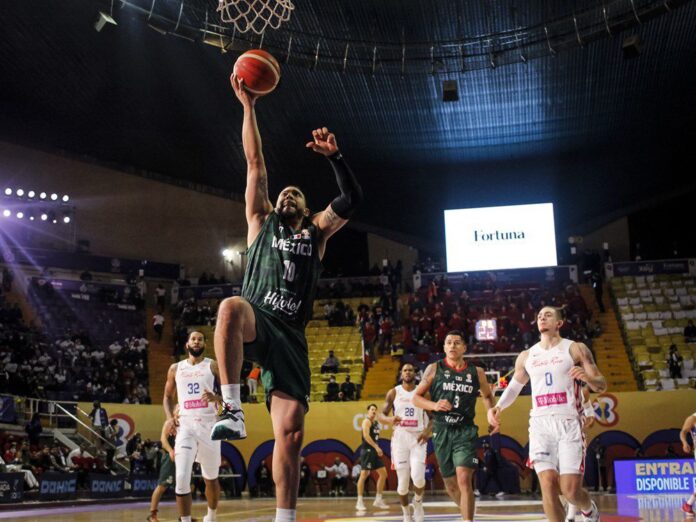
[62,195,70,202]
[39,192,47,200]
[16,211,24,219]
[50,193,58,201]
[4,188,11,196]
[63,216,71,224]
[40,213,48,221]
[28,190,36,198]
[2,210,10,218]
[16,189,24,197]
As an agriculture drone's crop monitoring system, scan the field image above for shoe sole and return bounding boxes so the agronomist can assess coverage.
[211,427,247,441]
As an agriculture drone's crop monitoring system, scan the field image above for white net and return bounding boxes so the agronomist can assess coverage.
[217,0,295,35]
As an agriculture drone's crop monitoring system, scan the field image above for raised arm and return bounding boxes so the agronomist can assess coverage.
[569,342,608,393]
[162,363,178,421]
[307,127,363,258]
[487,351,530,429]
[231,75,273,245]
[378,388,400,426]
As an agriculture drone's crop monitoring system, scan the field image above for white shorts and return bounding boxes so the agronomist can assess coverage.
[528,415,585,475]
[175,417,221,484]
[391,429,427,474]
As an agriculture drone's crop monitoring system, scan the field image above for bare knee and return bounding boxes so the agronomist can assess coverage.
[217,297,247,325]
[539,474,561,496]
[444,478,459,497]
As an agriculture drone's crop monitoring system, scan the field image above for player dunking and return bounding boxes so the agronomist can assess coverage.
[163,331,222,522]
[413,330,496,522]
[489,306,607,522]
[680,411,696,516]
[379,363,432,522]
[210,75,362,522]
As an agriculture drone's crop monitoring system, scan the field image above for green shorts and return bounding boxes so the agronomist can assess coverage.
[244,303,310,411]
[432,423,479,478]
[359,447,385,471]
[157,453,175,487]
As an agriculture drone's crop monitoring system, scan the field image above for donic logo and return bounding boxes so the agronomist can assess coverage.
[473,230,526,242]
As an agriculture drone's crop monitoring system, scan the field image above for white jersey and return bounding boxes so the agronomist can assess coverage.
[393,385,427,433]
[176,358,217,419]
[525,338,582,419]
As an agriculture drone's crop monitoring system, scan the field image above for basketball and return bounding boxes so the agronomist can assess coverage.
[232,49,281,96]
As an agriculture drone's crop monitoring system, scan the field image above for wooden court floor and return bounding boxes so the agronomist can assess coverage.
[1,493,688,521]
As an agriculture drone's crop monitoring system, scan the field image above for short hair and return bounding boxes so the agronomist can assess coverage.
[188,330,205,340]
[445,330,465,341]
[400,362,415,372]
[367,403,377,411]
[539,306,566,321]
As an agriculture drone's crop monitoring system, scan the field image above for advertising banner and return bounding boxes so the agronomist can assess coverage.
[39,472,77,500]
[0,473,24,503]
[88,473,126,499]
[615,459,696,494]
[130,475,160,497]
[605,259,693,279]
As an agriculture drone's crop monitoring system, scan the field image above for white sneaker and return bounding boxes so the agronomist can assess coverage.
[373,498,390,509]
[203,517,216,522]
[566,502,577,521]
[412,497,425,522]
[402,507,414,522]
[210,404,246,440]
[474,489,481,497]
[355,499,366,511]
[495,491,505,498]
[581,501,600,522]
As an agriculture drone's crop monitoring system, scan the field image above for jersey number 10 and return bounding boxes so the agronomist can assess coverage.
[283,260,296,282]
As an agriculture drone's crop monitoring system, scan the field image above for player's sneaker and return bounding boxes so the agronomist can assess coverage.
[581,501,600,522]
[682,501,695,516]
[146,511,158,522]
[373,497,390,509]
[355,499,366,511]
[495,491,505,498]
[202,516,216,522]
[412,497,425,522]
[210,403,246,440]
[402,509,414,522]
[566,503,577,521]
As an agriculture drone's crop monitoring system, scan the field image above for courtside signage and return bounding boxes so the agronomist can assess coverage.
[444,203,557,272]
[615,459,696,494]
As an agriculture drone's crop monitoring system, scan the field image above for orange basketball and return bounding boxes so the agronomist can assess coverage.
[232,49,281,96]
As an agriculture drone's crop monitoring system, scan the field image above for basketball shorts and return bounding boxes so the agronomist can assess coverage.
[528,415,585,475]
[391,429,427,473]
[157,452,175,487]
[174,417,221,494]
[432,423,478,478]
[244,303,310,411]
[359,446,385,471]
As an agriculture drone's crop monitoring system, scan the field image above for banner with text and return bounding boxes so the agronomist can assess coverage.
[39,472,77,501]
[88,473,126,499]
[0,473,23,503]
[615,459,696,494]
[605,259,695,279]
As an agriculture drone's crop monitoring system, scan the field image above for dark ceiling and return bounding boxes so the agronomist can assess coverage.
[1,0,695,254]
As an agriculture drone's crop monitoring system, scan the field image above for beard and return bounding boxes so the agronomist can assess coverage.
[187,347,205,357]
[277,201,303,220]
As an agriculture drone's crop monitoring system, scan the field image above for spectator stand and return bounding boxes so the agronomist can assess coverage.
[611,272,696,390]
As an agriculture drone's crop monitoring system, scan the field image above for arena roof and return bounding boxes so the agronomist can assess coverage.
[1,0,695,251]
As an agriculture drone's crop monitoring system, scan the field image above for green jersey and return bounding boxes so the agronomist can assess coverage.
[242,211,322,327]
[431,360,479,427]
[361,420,380,451]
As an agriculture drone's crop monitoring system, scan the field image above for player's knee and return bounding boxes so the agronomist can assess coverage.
[413,477,426,489]
[175,470,191,495]
[218,297,247,325]
[561,482,583,502]
[444,478,458,496]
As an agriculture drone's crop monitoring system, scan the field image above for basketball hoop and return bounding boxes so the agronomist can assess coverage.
[217,0,294,35]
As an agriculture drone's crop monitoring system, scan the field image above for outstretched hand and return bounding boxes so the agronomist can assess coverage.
[230,74,258,108]
[305,127,338,157]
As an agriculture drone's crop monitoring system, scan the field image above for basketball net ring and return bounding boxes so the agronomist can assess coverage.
[217,0,295,35]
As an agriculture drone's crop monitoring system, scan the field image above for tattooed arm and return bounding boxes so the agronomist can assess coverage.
[569,342,608,393]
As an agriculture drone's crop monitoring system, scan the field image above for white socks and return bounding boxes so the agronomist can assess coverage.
[274,508,296,522]
[181,517,192,522]
[414,493,423,502]
[401,505,410,515]
[221,384,240,406]
[207,507,217,520]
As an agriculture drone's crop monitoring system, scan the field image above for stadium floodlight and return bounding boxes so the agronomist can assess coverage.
[16,189,24,197]
[4,188,11,196]
[222,248,232,258]
[40,213,48,221]
[50,193,58,201]
[39,192,47,200]
[62,195,70,202]
[16,211,24,219]
[63,216,71,224]
[2,210,10,218]
[28,190,35,198]
[52,219,58,224]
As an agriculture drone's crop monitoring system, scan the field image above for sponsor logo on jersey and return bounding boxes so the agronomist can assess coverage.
[183,399,209,409]
[263,290,303,316]
[535,392,568,407]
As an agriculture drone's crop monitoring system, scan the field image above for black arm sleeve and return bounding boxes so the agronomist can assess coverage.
[327,152,363,219]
